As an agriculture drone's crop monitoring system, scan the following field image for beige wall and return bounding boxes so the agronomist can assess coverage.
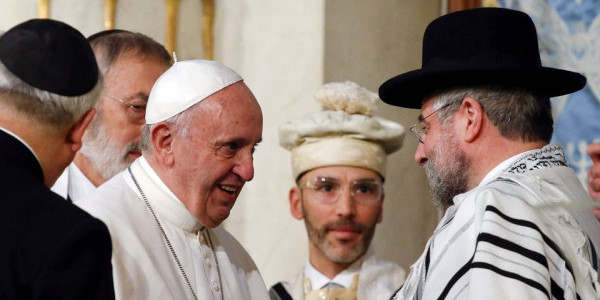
[323,0,441,274]
[0,0,441,288]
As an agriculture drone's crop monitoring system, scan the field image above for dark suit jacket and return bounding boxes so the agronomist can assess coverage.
[0,130,115,299]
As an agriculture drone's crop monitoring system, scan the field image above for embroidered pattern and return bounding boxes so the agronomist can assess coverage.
[506,145,567,174]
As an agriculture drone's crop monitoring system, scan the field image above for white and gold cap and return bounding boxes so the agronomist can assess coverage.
[145,59,242,124]
[279,81,405,179]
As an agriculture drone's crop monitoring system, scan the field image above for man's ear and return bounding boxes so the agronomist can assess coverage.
[67,108,95,152]
[151,122,175,166]
[289,187,304,220]
[459,96,484,143]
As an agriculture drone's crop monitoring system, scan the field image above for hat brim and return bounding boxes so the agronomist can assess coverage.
[379,66,586,109]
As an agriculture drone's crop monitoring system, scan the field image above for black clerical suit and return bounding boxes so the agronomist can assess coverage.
[0,130,115,299]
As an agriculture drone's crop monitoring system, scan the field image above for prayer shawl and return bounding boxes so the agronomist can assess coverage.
[77,157,269,300]
[393,144,600,300]
[270,249,405,300]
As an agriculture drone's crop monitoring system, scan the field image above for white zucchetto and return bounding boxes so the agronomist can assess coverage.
[279,81,405,179]
[145,60,243,124]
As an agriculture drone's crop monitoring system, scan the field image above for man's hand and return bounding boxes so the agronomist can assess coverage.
[587,142,600,220]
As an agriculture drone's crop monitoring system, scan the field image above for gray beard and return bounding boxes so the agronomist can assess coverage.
[424,130,470,209]
[79,114,140,180]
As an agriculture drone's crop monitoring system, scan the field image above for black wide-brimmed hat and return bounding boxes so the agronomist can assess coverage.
[379,7,586,109]
[0,19,98,96]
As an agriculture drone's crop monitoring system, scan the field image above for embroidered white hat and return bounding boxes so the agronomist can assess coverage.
[145,59,243,124]
[279,81,405,179]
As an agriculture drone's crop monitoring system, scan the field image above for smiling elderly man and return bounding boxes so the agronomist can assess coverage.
[78,60,269,300]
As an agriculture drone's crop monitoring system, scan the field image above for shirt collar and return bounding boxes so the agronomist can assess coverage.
[303,253,365,290]
[132,157,205,232]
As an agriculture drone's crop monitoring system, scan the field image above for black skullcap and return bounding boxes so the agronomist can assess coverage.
[0,19,98,96]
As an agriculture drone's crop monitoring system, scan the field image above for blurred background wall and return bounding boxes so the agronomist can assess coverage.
[0,0,441,287]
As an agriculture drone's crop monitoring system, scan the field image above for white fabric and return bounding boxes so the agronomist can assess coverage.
[279,250,405,300]
[77,157,269,300]
[304,259,358,290]
[393,144,600,300]
[279,109,404,179]
[290,137,388,179]
[145,60,242,124]
[50,162,96,202]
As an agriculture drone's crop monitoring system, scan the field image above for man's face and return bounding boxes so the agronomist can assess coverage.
[170,82,263,228]
[414,99,470,208]
[292,166,383,265]
[81,53,169,180]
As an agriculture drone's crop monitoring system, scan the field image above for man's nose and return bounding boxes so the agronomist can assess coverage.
[415,142,428,166]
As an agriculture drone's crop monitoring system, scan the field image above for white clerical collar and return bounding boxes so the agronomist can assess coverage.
[304,254,364,290]
[0,127,40,164]
[134,156,205,232]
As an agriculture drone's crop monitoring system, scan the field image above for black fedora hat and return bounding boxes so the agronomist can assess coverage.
[379,7,586,109]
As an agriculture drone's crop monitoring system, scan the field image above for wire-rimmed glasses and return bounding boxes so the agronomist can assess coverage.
[410,102,452,144]
[299,176,383,205]
[104,94,147,123]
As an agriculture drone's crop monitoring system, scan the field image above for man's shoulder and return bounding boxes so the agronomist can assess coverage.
[76,172,137,217]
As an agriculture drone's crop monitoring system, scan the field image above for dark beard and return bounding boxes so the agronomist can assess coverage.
[303,206,376,264]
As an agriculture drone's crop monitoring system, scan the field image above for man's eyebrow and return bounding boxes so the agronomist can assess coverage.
[125,92,150,102]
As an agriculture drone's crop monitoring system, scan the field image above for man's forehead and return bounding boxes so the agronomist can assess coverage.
[301,166,380,180]
[418,98,436,121]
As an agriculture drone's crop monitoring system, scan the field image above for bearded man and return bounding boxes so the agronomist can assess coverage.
[379,8,600,300]
[270,82,406,300]
[52,30,171,202]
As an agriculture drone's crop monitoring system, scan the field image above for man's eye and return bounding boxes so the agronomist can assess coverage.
[315,183,336,193]
[224,142,240,150]
[130,104,146,112]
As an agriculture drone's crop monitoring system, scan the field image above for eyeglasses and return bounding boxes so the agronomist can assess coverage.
[300,177,383,205]
[104,94,147,123]
[410,102,451,144]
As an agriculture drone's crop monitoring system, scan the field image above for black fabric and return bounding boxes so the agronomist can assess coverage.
[268,282,294,300]
[379,7,586,109]
[0,19,98,96]
[0,130,115,299]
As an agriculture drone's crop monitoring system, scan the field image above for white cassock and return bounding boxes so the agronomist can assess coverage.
[51,162,96,203]
[77,157,270,300]
[392,144,600,300]
[270,249,405,300]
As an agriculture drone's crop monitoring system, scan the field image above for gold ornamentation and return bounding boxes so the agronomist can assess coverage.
[37,0,50,19]
[164,0,181,56]
[201,0,215,60]
[104,0,117,30]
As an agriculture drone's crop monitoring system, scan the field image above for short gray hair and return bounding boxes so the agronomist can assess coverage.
[431,86,553,143]
[0,60,102,132]
[89,31,172,76]
[140,100,200,153]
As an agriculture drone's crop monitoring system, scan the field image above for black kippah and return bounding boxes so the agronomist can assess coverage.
[0,19,98,96]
